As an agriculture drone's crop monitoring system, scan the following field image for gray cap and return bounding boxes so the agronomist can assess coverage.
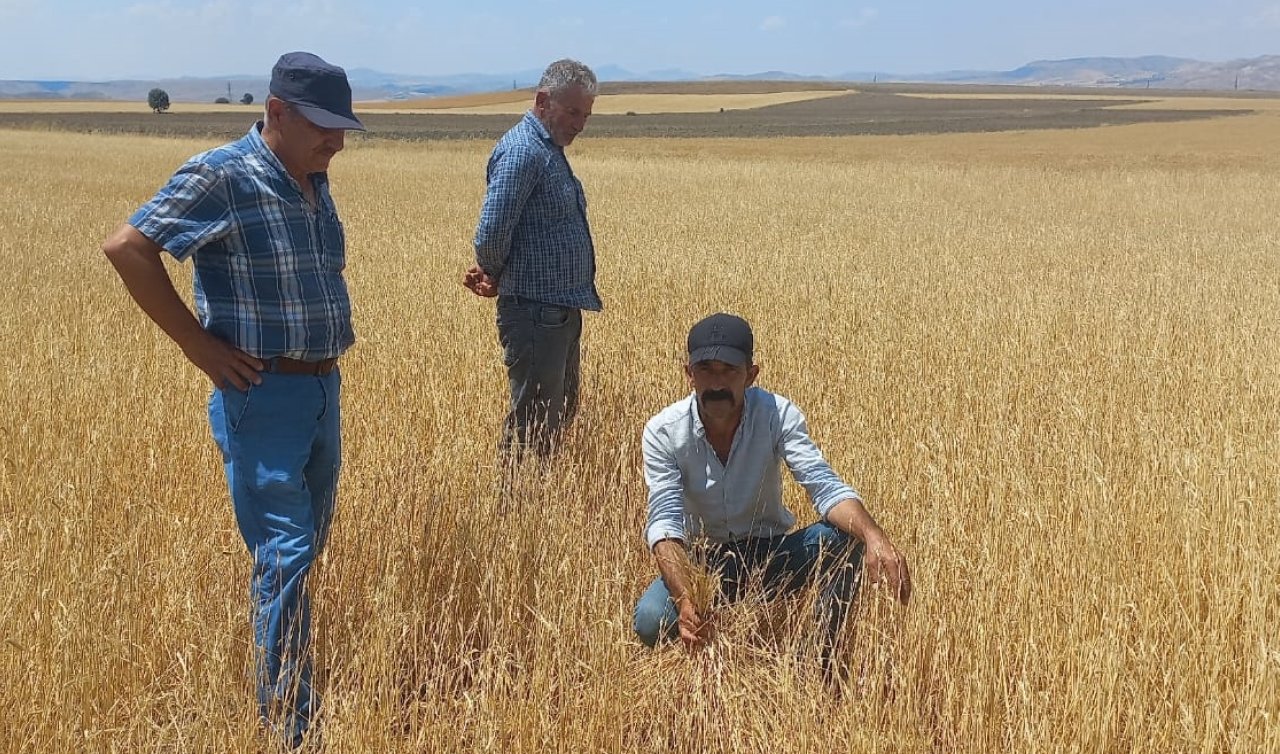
[687,313,753,366]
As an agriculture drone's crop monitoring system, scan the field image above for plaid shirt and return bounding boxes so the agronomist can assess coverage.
[129,123,354,361]
[474,111,602,311]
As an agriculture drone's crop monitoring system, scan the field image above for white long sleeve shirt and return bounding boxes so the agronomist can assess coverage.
[642,386,860,550]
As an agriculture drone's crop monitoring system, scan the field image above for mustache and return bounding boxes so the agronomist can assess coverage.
[701,388,734,404]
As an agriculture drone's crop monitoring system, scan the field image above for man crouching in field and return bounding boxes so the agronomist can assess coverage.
[100,52,364,748]
[634,314,911,672]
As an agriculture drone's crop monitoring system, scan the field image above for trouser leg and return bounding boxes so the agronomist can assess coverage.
[750,524,864,672]
[497,296,582,456]
[210,371,338,746]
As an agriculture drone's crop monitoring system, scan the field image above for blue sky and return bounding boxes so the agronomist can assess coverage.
[1,0,1276,80]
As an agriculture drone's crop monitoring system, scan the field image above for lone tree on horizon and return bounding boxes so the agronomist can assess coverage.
[240,92,254,105]
[147,88,170,114]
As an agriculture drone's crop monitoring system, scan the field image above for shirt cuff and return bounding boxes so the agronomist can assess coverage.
[645,524,686,551]
[815,489,861,521]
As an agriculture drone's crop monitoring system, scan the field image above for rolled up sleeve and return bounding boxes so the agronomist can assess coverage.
[643,421,687,550]
[128,162,231,262]
[776,400,860,521]
[473,144,544,279]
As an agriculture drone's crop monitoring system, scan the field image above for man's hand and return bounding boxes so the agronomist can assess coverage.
[182,332,264,391]
[676,600,715,650]
[862,529,912,605]
[463,265,498,297]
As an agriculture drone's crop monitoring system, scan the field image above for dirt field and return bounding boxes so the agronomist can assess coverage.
[0,88,1250,141]
[369,90,852,115]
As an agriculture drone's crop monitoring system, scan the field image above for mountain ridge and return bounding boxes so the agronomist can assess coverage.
[2,55,1278,102]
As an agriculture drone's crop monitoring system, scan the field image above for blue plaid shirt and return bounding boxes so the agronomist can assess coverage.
[474,111,602,311]
[129,123,354,361]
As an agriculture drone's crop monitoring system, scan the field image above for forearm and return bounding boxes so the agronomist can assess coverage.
[652,538,699,605]
[473,240,508,280]
[102,226,207,352]
[824,497,889,545]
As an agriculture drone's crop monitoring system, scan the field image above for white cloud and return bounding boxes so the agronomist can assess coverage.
[839,8,878,29]
[759,15,785,32]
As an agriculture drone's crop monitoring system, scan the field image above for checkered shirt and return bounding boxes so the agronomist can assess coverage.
[129,123,354,361]
[473,111,602,311]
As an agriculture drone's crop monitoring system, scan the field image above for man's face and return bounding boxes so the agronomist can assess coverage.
[277,102,346,175]
[685,359,759,419]
[535,85,595,147]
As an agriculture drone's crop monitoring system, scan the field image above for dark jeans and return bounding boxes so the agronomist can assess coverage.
[633,522,865,654]
[496,294,582,456]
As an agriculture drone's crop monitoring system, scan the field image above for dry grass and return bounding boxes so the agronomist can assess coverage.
[0,110,1277,753]
[361,90,851,115]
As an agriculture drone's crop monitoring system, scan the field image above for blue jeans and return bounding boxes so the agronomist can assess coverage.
[633,522,865,652]
[209,369,341,746]
[496,294,582,455]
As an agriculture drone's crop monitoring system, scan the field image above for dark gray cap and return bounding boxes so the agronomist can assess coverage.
[687,313,753,366]
[269,51,365,131]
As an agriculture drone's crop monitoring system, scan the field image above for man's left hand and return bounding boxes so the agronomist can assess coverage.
[463,265,498,297]
[862,530,912,605]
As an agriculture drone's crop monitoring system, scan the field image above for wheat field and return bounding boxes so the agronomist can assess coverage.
[0,107,1277,753]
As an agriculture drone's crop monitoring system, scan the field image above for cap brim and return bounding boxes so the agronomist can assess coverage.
[689,345,749,367]
[293,102,366,131]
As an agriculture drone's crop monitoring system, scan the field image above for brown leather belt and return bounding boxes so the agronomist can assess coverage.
[264,356,339,376]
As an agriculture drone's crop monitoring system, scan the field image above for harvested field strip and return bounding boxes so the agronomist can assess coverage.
[381,90,853,115]
[900,91,1276,112]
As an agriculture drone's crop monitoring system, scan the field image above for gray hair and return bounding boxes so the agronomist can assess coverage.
[537,59,598,97]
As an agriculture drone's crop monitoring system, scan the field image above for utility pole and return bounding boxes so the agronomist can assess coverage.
[227,81,232,100]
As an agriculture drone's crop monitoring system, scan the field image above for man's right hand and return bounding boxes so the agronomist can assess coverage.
[677,600,715,649]
[463,265,498,297]
[182,332,264,390]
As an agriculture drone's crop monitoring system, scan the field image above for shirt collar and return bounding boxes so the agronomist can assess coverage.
[689,391,706,437]
[246,121,286,174]
[246,121,327,195]
[523,110,556,147]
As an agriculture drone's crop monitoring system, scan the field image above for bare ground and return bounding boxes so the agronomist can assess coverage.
[0,88,1252,141]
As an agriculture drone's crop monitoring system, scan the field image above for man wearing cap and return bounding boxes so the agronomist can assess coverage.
[101,51,364,747]
[463,59,601,458]
[634,314,912,668]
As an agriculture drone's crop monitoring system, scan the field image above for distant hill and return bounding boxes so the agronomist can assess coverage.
[896,55,1280,89]
[2,55,1278,102]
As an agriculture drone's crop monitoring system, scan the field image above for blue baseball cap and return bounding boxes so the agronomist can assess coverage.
[269,51,365,131]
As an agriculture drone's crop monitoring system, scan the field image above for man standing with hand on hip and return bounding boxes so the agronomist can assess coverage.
[464,58,601,458]
[101,51,364,748]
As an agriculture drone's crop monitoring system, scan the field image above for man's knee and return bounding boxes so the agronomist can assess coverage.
[634,585,679,648]
[808,522,866,569]
[633,601,669,648]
